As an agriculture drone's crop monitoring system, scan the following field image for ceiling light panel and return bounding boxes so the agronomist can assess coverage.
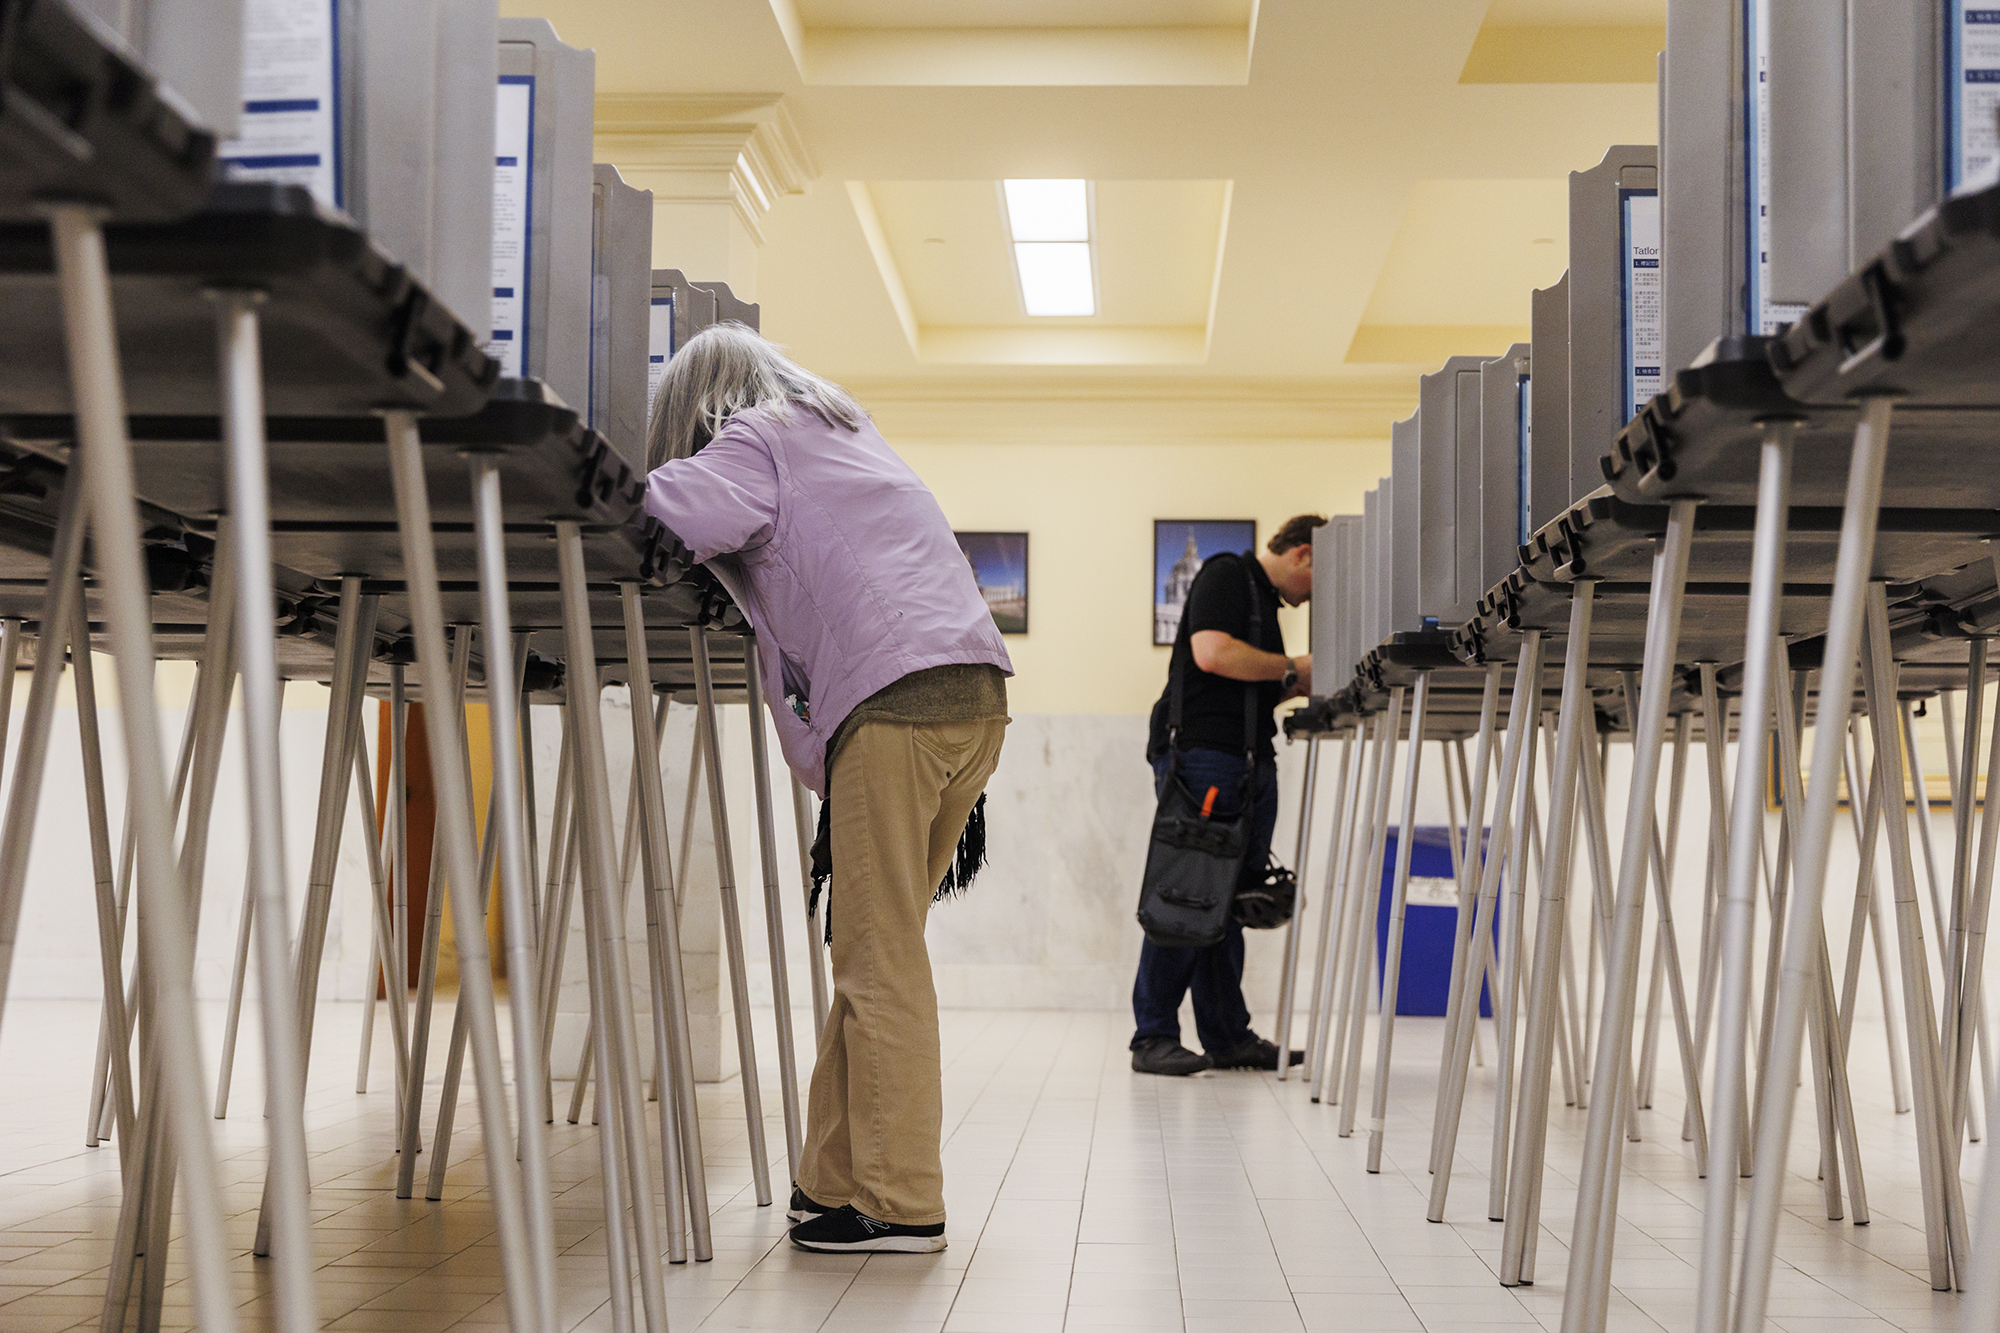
[1003,179,1090,241]
[1014,241,1096,316]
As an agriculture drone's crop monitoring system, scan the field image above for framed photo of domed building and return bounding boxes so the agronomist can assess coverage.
[954,530,1030,635]
[1153,519,1257,646]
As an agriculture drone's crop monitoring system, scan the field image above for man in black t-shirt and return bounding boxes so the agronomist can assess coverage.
[1133,515,1324,1076]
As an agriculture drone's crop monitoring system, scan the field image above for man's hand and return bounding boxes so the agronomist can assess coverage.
[1287,653,1312,701]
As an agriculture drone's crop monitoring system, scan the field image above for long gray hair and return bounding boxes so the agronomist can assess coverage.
[646,322,866,469]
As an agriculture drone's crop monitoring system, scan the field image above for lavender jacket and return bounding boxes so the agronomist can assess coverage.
[644,405,1012,796]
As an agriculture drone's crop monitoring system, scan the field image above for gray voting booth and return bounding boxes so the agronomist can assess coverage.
[1479,343,1532,598]
[1417,355,1490,631]
[493,17,593,408]
[590,164,653,467]
[195,0,499,338]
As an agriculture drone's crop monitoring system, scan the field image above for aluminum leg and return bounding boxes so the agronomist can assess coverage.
[1489,702,1547,1220]
[1337,692,1405,1131]
[388,415,548,1330]
[555,520,669,1331]
[464,467,561,1317]
[690,627,775,1204]
[217,664,289,1118]
[1310,725,1372,1104]
[1427,666,1502,1163]
[48,203,234,1333]
[1366,674,1430,1171]
[74,614,137,1158]
[1275,736,1322,1080]
[536,715,575,1115]
[1951,629,2000,1148]
[790,775,831,1040]
[425,676,513,1197]
[1638,715,1692,1109]
[1729,403,1921,1333]
[742,637,806,1175]
[1499,583,1595,1287]
[208,290,323,1330]
[1430,641,1538,1219]
[1694,428,1793,1331]
[1328,706,1395,1113]
[1904,698,1954,961]
[352,737,411,1113]
[0,473,86,1042]
[623,591,713,1261]
[1770,651,1864,1224]
[1565,502,1695,1331]
[394,631,464,1203]
[1304,729,1359,1088]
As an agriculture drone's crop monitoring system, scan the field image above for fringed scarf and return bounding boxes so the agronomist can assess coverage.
[808,793,988,944]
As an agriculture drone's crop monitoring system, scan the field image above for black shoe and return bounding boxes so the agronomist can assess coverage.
[1209,1036,1304,1070]
[788,1185,834,1223]
[789,1205,946,1253]
[1131,1037,1211,1076]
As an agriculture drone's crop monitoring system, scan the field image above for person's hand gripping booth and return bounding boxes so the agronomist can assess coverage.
[644,324,1012,1253]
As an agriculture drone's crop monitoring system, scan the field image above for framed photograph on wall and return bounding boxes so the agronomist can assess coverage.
[1154,519,1257,646]
[954,531,1029,635]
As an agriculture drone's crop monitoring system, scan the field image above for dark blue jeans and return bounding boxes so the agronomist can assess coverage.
[1131,747,1279,1056]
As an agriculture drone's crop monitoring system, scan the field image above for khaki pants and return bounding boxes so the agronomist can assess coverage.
[796,716,1007,1225]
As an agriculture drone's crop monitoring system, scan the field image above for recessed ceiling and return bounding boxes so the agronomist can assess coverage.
[780,0,1258,85]
[856,179,1229,363]
[1347,179,1569,365]
[1462,0,1664,83]
[793,1,1255,29]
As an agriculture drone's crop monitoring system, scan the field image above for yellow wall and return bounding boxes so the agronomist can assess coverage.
[892,435,1392,715]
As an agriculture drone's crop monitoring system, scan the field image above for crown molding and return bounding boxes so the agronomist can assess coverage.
[594,94,817,243]
[839,373,1418,444]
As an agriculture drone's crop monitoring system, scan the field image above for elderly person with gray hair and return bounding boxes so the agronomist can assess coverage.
[644,322,1011,1253]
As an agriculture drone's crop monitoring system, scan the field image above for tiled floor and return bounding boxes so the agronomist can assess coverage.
[0,996,1981,1331]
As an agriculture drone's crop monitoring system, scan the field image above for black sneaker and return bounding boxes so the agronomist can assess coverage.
[1209,1036,1304,1070]
[789,1205,946,1253]
[1131,1037,1211,1076]
[787,1185,834,1223]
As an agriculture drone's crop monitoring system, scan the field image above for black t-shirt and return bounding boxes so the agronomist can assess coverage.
[1147,551,1285,760]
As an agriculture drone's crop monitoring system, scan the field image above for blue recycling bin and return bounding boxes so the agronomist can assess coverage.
[1374,826,1495,1017]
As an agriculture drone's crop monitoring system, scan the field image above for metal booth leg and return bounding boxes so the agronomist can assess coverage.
[1428,665,1501,1168]
[624,588,714,1262]
[1366,672,1431,1171]
[1691,423,1794,1331]
[352,734,411,1110]
[1302,729,1359,1089]
[386,413,547,1331]
[73,596,138,1159]
[1273,735,1321,1080]
[1337,690,1405,1133]
[1431,637,1540,1220]
[463,460,560,1321]
[394,631,466,1200]
[208,289,324,1329]
[553,518,670,1332]
[1730,400,1922,1332]
[1563,498,1695,1331]
[689,626,775,1204]
[1498,580,1596,1287]
[41,204,236,1333]
[1312,720,1376,1096]
[790,775,832,1040]
[742,638,807,1177]
[1489,696,1548,1221]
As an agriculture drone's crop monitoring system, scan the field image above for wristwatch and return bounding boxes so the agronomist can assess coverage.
[1280,659,1299,694]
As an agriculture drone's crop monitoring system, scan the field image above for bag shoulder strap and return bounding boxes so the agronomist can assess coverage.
[1241,555,1264,761]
